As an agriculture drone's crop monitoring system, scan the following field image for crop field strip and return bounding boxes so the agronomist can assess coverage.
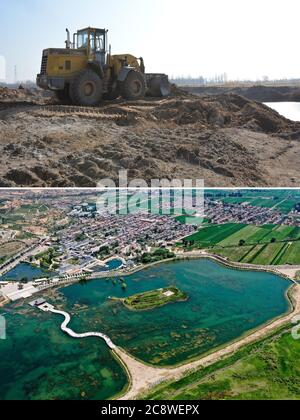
[251,242,286,265]
[219,196,298,214]
[184,223,300,265]
[184,223,247,245]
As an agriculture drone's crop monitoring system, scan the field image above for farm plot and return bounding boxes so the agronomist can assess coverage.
[246,226,275,243]
[263,226,296,242]
[220,196,297,213]
[275,200,297,213]
[218,225,266,247]
[184,224,246,246]
[277,241,300,265]
[241,244,268,263]
[288,227,300,240]
[271,242,292,265]
[251,243,287,265]
[211,245,254,262]
[0,241,25,258]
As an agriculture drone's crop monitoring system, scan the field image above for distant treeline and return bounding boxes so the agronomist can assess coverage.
[0,80,36,89]
[170,76,300,87]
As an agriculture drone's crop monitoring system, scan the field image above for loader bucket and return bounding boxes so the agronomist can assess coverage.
[146,74,171,97]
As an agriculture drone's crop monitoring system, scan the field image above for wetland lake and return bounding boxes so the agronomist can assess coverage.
[0,259,292,400]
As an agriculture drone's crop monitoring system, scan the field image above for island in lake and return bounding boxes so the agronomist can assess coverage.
[113,287,188,311]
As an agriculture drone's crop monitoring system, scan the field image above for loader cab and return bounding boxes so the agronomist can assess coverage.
[76,27,107,66]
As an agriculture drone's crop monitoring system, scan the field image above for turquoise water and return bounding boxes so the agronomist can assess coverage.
[92,259,123,273]
[0,259,291,400]
[0,307,127,400]
[1,263,51,282]
[61,259,291,366]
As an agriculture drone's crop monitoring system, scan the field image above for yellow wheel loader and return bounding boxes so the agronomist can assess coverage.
[37,27,171,106]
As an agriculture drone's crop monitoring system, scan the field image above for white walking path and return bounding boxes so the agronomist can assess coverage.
[40,304,116,350]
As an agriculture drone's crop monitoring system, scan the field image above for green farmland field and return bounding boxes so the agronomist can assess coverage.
[279,242,300,265]
[182,222,300,265]
[217,193,299,214]
[241,244,266,263]
[184,224,246,246]
[212,241,300,266]
[210,246,254,262]
[288,227,300,240]
[218,225,266,247]
[251,243,286,265]
[263,226,296,243]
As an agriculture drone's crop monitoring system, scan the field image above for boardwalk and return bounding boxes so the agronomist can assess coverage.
[38,303,116,350]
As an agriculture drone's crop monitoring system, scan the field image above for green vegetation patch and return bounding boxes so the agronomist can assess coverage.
[210,246,254,263]
[118,287,188,311]
[184,224,246,247]
[35,247,61,269]
[141,249,175,264]
[181,221,300,266]
[278,241,300,265]
[251,242,286,265]
[176,216,207,226]
[247,241,300,266]
[263,226,296,243]
[141,329,300,400]
[216,192,299,214]
[288,227,300,240]
[218,225,261,247]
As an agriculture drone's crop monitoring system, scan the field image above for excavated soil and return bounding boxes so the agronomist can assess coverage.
[185,85,300,102]
[0,86,299,187]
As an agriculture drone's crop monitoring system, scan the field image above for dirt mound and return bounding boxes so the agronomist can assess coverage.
[151,94,300,133]
[0,86,51,104]
[185,84,300,102]
[0,87,23,100]
[0,89,299,187]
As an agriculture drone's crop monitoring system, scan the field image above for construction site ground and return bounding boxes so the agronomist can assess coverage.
[0,86,299,187]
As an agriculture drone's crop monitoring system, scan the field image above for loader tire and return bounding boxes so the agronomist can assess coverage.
[103,88,120,101]
[69,70,103,106]
[121,71,146,100]
[54,86,71,103]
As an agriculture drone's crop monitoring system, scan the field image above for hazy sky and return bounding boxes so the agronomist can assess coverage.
[0,0,299,82]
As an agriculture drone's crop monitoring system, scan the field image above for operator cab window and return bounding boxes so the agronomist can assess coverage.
[90,33,95,50]
[77,31,89,49]
[96,32,105,52]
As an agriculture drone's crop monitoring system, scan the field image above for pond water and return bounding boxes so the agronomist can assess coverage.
[265,102,300,121]
[91,259,123,273]
[0,258,291,400]
[1,263,51,282]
